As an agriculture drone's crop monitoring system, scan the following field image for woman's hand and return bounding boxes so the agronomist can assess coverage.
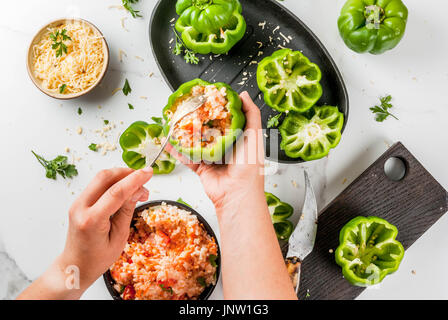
[166,91,266,217]
[18,167,153,300]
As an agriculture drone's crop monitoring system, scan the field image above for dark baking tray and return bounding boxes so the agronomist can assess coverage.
[103,200,221,300]
[150,0,349,163]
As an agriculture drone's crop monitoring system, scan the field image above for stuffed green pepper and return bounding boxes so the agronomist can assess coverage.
[163,78,245,162]
[338,0,408,54]
[175,0,247,54]
[279,105,344,161]
[257,49,323,113]
[335,216,405,286]
[119,121,177,174]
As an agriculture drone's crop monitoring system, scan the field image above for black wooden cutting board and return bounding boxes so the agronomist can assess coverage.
[298,142,448,300]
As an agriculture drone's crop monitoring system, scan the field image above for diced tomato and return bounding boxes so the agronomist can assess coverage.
[122,285,135,300]
[127,258,133,264]
[157,230,171,245]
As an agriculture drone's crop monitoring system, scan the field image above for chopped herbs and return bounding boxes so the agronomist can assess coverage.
[370,95,398,122]
[77,107,82,115]
[172,29,199,65]
[159,284,173,295]
[122,79,132,96]
[50,29,72,58]
[32,151,78,180]
[267,112,283,128]
[209,254,218,268]
[177,198,191,208]
[59,84,67,94]
[104,120,109,125]
[89,143,98,152]
[122,0,142,18]
[151,117,163,125]
[197,277,207,287]
[128,103,134,110]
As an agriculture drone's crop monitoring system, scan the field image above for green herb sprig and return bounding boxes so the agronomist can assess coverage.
[159,284,173,295]
[89,144,98,152]
[122,0,142,18]
[32,151,78,180]
[122,79,132,96]
[370,95,398,122]
[267,112,283,128]
[172,29,199,65]
[50,29,72,58]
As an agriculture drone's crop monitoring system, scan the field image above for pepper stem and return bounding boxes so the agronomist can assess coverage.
[193,0,212,10]
[364,5,385,30]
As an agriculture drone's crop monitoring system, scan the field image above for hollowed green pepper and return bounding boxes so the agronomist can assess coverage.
[257,49,323,113]
[119,121,176,174]
[335,216,405,287]
[162,78,245,162]
[338,0,408,54]
[175,0,247,54]
[279,105,344,161]
[265,192,294,241]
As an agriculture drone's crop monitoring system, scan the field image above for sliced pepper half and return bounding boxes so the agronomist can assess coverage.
[162,78,245,163]
[338,0,408,54]
[119,121,176,174]
[175,0,247,54]
[335,216,405,287]
[279,105,344,161]
[257,49,323,113]
[265,192,294,241]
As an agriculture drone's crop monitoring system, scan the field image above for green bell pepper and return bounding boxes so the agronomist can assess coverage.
[257,49,323,113]
[175,0,247,54]
[338,0,408,54]
[279,105,344,161]
[163,78,245,162]
[335,216,405,287]
[265,192,294,241]
[119,121,176,174]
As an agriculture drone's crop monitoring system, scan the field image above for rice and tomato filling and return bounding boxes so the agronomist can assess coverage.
[167,85,232,149]
[110,204,218,300]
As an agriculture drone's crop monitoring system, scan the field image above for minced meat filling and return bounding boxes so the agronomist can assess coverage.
[169,85,232,148]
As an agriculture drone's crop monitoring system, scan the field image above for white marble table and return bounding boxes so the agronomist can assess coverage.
[0,0,447,300]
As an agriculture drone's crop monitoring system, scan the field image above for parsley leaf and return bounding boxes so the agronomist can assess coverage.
[172,29,199,65]
[128,103,134,110]
[208,254,218,268]
[370,95,398,122]
[197,277,207,287]
[122,0,142,18]
[59,84,67,94]
[77,107,82,115]
[50,29,72,58]
[267,112,283,128]
[122,79,132,96]
[159,284,173,295]
[88,143,98,152]
[32,151,78,180]
[104,120,109,125]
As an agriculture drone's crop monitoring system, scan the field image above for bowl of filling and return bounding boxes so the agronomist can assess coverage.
[27,18,109,99]
[103,200,220,300]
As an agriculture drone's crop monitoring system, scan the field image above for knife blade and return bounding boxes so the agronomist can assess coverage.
[285,170,318,294]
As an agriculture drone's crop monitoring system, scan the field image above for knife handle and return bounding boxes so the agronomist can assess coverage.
[286,257,301,295]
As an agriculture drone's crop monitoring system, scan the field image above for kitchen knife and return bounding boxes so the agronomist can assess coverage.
[285,170,318,295]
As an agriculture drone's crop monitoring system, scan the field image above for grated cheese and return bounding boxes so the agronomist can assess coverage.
[32,21,105,94]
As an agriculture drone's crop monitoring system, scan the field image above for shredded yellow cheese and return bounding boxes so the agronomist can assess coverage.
[32,21,105,94]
